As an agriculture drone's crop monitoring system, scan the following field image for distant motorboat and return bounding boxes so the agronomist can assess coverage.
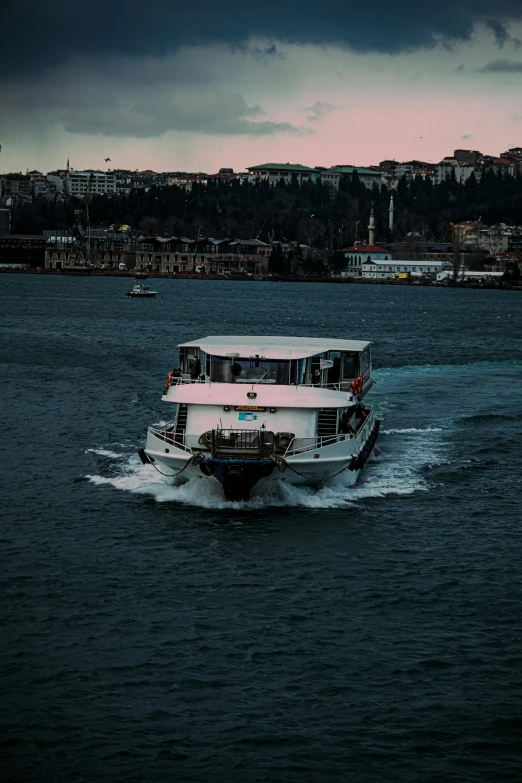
[126,282,157,297]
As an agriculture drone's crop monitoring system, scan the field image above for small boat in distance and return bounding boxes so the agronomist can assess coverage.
[126,282,157,298]
[139,336,380,501]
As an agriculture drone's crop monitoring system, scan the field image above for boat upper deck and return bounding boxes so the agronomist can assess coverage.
[179,335,371,360]
[165,334,373,396]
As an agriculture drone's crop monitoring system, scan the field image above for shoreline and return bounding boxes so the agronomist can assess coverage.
[1,266,520,290]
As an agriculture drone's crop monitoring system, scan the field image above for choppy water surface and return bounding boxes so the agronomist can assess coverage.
[2,275,522,782]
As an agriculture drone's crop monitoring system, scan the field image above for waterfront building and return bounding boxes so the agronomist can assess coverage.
[339,244,391,277]
[362,259,452,279]
[0,207,11,236]
[0,234,46,268]
[132,237,271,276]
[44,228,134,270]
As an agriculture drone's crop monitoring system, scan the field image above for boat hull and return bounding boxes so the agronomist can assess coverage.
[142,416,379,500]
[126,292,157,297]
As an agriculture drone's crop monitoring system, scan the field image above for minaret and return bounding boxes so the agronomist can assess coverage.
[389,194,394,232]
[67,158,70,173]
[368,207,375,246]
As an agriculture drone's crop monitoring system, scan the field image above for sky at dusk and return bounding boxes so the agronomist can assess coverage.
[2,1,522,174]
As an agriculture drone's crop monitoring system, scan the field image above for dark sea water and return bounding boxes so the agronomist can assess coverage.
[2,274,522,782]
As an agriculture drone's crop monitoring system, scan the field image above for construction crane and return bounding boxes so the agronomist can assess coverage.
[70,173,94,268]
[256,218,268,240]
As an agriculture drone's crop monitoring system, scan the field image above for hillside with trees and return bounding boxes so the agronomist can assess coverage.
[9,170,522,248]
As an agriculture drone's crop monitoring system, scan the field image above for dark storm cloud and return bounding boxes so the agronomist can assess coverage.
[3,0,522,77]
[0,68,311,138]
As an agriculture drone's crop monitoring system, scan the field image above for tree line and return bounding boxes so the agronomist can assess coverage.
[9,169,522,248]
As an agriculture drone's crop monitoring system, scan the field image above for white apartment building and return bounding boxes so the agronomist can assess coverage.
[322,166,385,191]
[433,163,454,185]
[455,164,482,184]
[362,259,452,279]
[247,163,319,186]
[65,171,117,196]
[394,163,414,182]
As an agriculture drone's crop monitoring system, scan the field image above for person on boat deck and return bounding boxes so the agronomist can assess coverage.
[231,360,243,381]
[339,412,350,434]
[339,405,356,433]
[189,357,201,380]
[312,369,321,385]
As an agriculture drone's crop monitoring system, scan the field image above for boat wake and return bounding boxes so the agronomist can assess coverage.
[85,424,446,509]
[380,427,443,435]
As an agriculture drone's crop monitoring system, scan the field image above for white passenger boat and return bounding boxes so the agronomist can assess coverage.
[126,282,157,297]
[139,336,380,501]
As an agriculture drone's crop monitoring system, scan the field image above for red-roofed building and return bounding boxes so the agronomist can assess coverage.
[487,158,516,176]
[453,221,486,245]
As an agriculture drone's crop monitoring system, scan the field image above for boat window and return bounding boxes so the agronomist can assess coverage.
[292,358,306,385]
[342,352,358,379]
[199,350,207,378]
[360,347,371,377]
[327,351,341,384]
[210,356,305,385]
[179,347,199,373]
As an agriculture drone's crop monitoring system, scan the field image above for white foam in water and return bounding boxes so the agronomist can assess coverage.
[85,448,126,459]
[381,427,443,435]
[86,423,447,509]
[87,455,358,509]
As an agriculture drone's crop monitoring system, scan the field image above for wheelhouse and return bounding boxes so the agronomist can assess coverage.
[177,336,372,389]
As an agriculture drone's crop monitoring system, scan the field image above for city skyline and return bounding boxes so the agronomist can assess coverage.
[2,3,522,173]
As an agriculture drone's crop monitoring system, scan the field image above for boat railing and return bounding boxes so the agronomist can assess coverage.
[211,428,275,459]
[283,433,352,457]
[299,381,354,392]
[172,376,206,385]
[148,425,193,453]
[164,376,206,392]
[284,411,374,457]
[299,375,372,393]
[164,373,371,390]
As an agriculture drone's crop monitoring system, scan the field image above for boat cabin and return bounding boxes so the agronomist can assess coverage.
[177,336,372,389]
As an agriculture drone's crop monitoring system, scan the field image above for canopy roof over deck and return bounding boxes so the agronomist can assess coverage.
[179,335,371,360]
